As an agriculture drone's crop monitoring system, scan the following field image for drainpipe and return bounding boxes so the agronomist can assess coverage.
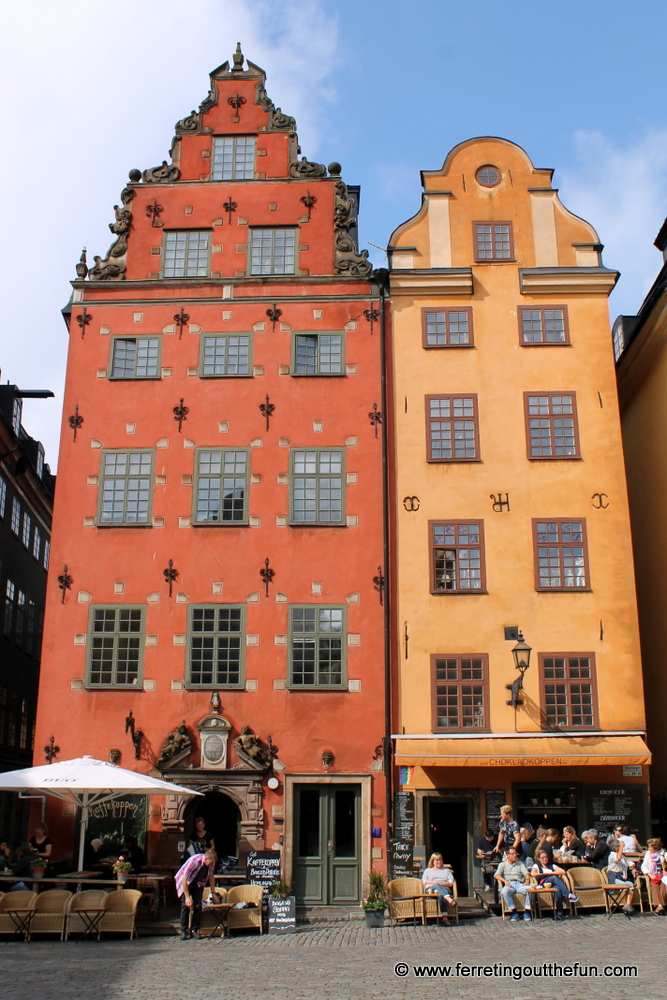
[373,267,393,859]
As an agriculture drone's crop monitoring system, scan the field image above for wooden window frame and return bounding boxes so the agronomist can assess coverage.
[429,520,487,594]
[425,394,481,463]
[532,518,591,591]
[539,652,599,730]
[291,332,345,375]
[199,333,253,378]
[523,392,581,460]
[10,497,21,535]
[210,135,256,181]
[249,227,298,276]
[518,306,570,346]
[96,449,154,527]
[473,221,514,262]
[85,605,145,689]
[192,447,250,526]
[0,476,6,519]
[288,605,347,690]
[289,448,346,526]
[162,229,211,279]
[109,336,162,380]
[186,604,246,689]
[421,308,474,349]
[431,654,490,732]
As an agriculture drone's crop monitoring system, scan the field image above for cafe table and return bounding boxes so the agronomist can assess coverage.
[73,907,107,942]
[199,901,234,939]
[6,907,35,941]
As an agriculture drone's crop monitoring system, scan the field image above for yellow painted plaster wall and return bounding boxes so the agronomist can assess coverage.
[390,138,644,745]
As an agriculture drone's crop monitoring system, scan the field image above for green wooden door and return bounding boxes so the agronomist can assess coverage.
[294,785,360,905]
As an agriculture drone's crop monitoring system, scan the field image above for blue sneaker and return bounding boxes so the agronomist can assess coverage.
[510,912,519,921]
[523,911,531,921]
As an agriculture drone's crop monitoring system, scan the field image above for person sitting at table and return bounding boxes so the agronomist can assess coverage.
[530,849,579,920]
[640,838,667,914]
[618,826,641,853]
[606,838,636,915]
[122,836,146,873]
[476,828,498,892]
[83,837,107,870]
[422,852,456,925]
[175,848,218,940]
[582,829,609,868]
[494,805,520,856]
[0,839,11,872]
[29,821,52,864]
[9,843,34,890]
[495,847,531,921]
[518,825,538,864]
[560,826,585,859]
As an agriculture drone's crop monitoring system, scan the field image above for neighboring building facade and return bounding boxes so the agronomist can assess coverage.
[615,220,667,835]
[387,138,649,894]
[0,384,54,845]
[34,49,387,904]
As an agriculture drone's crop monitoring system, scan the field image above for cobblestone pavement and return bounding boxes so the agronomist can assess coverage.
[1,913,666,1000]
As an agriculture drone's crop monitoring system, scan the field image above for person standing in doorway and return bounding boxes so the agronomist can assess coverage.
[187,816,215,856]
[175,848,218,940]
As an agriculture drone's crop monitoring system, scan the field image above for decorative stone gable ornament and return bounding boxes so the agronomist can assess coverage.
[289,156,327,179]
[157,720,192,769]
[142,160,181,184]
[198,713,232,770]
[333,176,372,277]
[89,180,135,281]
[233,726,272,770]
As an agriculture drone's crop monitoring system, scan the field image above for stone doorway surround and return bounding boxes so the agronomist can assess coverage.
[161,769,266,852]
[284,774,372,894]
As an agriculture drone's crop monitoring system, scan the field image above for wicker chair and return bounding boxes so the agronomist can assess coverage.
[422,877,459,925]
[498,881,530,918]
[226,884,264,935]
[0,891,38,936]
[199,886,228,938]
[388,877,427,925]
[527,875,573,919]
[600,866,643,913]
[30,890,72,940]
[100,889,142,939]
[65,889,109,939]
[565,866,608,912]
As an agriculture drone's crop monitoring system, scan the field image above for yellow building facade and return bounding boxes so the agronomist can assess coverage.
[388,138,650,893]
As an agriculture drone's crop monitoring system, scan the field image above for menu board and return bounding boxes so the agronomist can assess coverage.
[246,850,281,894]
[585,784,648,840]
[485,790,506,832]
[394,792,415,840]
[268,896,296,934]
[390,838,414,879]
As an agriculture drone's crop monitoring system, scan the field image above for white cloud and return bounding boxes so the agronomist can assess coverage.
[0,0,340,468]
[557,129,667,318]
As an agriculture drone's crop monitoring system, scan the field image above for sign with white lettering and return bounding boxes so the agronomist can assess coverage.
[268,895,296,934]
[390,838,414,879]
[585,784,648,840]
[394,792,414,841]
[246,850,282,894]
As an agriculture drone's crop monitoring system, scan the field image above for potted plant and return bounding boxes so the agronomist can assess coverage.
[113,857,133,884]
[270,878,292,899]
[30,856,48,879]
[362,870,388,927]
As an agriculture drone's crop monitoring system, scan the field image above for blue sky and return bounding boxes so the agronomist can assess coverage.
[2,0,666,465]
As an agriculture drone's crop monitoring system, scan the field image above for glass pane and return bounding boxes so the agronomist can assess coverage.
[298,790,321,857]
[334,790,356,858]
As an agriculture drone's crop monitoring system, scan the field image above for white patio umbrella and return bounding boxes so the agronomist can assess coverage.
[0,756,201,869]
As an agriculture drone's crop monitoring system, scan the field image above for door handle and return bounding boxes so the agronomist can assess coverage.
[327,840,333,856]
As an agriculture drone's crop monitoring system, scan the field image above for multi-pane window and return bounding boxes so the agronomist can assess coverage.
[187,605,244,687]
[3,581,15,638]
[289,607,345,687]
[26,601,35,655]
[519,307,569,345]
[211,136,256,180]
[194,449,249,524]
[422,309,473,347]
[32,527,41,562]
[534,519,589,590]
[43,539,50,570]
[11,399,21,436]
[431,521,485,592]
[110,337,160,378]
[474,222,513,261]
[200,335,251,377]
[432,655,488,730]
[293,334,344,375]
[541,654,597,728]
[0,476,6,518]
[10,497,21,535]
[163,231,210,278]
[525,393,579,458]
[21,513,31,549]
[249,228,297,275]
[290,449,344,524]
[427,395,479,461]
[87,607,144,686]
[99,451,153,525]
[15,590,25,644]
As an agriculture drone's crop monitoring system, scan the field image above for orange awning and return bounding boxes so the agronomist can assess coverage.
[394,734,651,768]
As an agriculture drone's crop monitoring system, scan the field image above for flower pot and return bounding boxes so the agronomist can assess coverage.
[117,873,129,884]
[364,909,386,928]
[32,869,46,879]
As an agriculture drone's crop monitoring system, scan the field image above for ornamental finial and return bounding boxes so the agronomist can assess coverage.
[232,42,244,72]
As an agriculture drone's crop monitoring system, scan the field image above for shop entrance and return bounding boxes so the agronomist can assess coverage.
[183,791,240,859]
[293,784,361,906]
[425,799,471,895]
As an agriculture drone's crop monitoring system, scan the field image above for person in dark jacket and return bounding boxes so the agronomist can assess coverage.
[10,843,34,890]
[583,830,609,868]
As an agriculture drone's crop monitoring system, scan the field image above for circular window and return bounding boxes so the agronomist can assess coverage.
[476,165,501,187]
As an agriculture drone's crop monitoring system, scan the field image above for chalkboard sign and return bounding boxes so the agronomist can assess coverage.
[394,792,415,841]
[246,850,282,894]
[485,790,506,832]
[84,795,148,851]
[390,838,414,879]
[268,895,296,934]
[585,784,649,840]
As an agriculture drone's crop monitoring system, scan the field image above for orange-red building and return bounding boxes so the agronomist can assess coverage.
[34,48,387,906]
